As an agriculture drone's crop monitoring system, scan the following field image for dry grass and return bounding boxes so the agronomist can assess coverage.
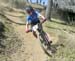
[44,19,75,61]
[0,2,75,61]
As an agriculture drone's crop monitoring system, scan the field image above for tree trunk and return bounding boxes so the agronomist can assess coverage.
[25,0,29,3]
[30,0,32,3]
[9,0,14,7]
[36,0,38,4]
[40,0,42,4]
[27,0,29,2]
[45,0,53,20]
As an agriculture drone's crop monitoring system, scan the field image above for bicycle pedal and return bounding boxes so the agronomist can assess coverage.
[49,41,52,44]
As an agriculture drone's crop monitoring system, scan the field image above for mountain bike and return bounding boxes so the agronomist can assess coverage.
[32,23,53,56]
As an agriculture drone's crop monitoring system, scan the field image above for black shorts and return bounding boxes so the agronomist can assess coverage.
[31,20,40,26]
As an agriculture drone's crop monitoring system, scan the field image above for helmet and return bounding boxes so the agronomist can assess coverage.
[25,6,34,13]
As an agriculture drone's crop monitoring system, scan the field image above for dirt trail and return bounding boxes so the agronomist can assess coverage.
[5,12,48,61]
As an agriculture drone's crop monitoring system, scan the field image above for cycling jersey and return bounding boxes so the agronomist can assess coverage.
[26,11,40,25]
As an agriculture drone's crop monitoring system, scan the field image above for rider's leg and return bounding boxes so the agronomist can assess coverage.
[31,24,38,38]
[32,31,37,38]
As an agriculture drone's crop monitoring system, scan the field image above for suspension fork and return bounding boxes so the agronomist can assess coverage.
[41,31,50,45]
[37,23,51,45]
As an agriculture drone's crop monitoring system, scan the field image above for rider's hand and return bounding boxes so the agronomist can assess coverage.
[25,29,30,33]
[41,18,47,23]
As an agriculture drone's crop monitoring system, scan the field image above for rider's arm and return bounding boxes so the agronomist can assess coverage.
[40,14,46,19]
[37,12,46,23]
[25,17,31,33]
[26,21,29,31]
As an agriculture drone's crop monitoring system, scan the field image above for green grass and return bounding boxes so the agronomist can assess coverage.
[44,18,75,61]
[44,18,75,33]
[0,15,22,61]
[1,3,75,60]
[5,8,75,61]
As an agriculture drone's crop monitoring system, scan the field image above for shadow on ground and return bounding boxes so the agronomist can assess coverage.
[0,22,6,51]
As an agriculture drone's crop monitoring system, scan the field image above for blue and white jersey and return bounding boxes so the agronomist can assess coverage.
[26,11,40,24]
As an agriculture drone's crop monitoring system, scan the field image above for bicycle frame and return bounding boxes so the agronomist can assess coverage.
[32,23,51,46]
[38,30,51,46]
[32,23,53,56]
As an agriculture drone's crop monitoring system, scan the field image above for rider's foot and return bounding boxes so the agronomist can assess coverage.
[49,41,52,44]
[44,41,52,46]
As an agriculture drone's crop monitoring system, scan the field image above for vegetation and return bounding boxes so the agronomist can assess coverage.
[0,0,75,61]
[44,19,75,61]
[0,15,22,61]
[45,0,53,20]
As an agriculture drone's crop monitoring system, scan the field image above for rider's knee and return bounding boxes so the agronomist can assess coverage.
[32,31,37,38]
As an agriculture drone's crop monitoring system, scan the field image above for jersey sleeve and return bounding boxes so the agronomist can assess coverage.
[36,11,45,19]
[35,11,41,17]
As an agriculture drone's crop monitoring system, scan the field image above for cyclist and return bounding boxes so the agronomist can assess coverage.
[25,6,46,38]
